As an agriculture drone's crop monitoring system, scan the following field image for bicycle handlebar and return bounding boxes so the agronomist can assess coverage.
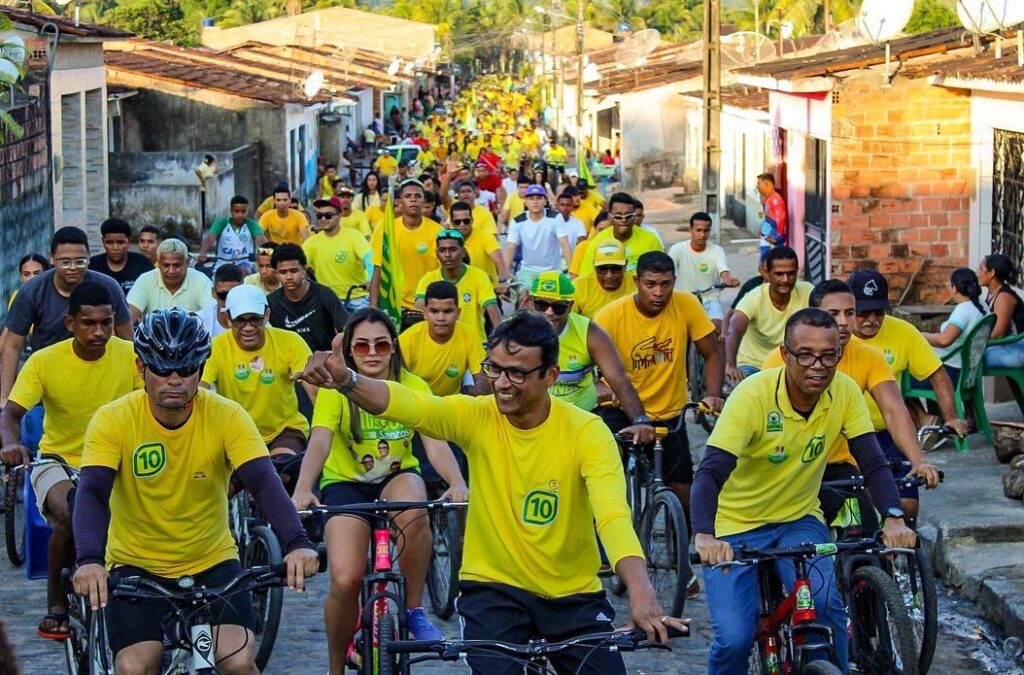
[299,499,467,519]
[822,470,944,492]
[689,537,913,569]
[612,403,712,444]
[384,627,686,660]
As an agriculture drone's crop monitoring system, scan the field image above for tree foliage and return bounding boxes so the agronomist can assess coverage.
[905,0,958,34]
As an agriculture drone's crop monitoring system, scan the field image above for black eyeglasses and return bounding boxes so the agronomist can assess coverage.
[783,345,840,368]
[480,361,545,385]
[231,315,266,329]
[452,218,472,225]
[533,299,570,315]
[315,211,338,220]
[147,364,202,378]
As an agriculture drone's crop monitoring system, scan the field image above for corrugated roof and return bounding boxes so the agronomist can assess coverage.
[564,42,704,95]
[104,41,334,105]
[735,27,970,81]
[910,43,1024,87]
[1,6,131,39]
[680,85,770,111]
[224,42,411,91]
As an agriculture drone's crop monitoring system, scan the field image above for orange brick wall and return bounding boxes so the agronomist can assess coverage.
[829,73,973,303]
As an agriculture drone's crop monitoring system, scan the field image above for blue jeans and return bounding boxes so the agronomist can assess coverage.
[704,516,848,674]
[985,341,1024,369]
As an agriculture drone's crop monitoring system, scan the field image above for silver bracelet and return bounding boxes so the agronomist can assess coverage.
[337,368,359,394]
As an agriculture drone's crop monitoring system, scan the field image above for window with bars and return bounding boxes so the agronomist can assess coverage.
[992,129,1024,283]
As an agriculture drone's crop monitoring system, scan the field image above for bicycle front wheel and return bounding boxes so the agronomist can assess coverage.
[246,525,284,671]
[640,490,690,617]
[377,611,399,675]
[889,548,938,673]
[849,565,920,675]
[5,467,25,566]
[86,608,111,675]
[427,508,462,620]
[802,661,844,675]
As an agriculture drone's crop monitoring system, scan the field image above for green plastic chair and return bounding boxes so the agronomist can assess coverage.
[902,313,996,451]
[981,331,1024,418]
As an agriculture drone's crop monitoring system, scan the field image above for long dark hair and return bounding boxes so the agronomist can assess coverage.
[19,253,49,274]
[358,172,382,211]
[983,253,1019,286]
[340,308,404,442]
[950,267,986,314]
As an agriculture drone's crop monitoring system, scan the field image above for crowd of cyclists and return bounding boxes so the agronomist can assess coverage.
[0,72,1018,675]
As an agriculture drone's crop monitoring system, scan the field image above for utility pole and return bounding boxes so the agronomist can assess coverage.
[575,0,585,162]
[702,0,721,236]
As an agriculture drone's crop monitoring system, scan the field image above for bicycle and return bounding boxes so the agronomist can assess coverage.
[3,455,75,568]
[692,537,915,675]
[62,553,325,675]
[688,283,727,433]
[382,626,686,675]
[610,404,707,617]
[301,499,467,675]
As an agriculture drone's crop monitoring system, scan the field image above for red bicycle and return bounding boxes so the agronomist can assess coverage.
[693,538,905,675]
[304,500,466,675]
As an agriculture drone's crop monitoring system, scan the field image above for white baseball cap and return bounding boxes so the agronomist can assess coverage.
[224,284,267,319]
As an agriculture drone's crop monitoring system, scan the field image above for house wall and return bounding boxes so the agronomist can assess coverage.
[0,100,53,324]
[618,83,689,190]
[829,73,973,303]
[285,104,321,201]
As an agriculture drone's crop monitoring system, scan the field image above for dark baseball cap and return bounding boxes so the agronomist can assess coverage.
[848,269,890,313]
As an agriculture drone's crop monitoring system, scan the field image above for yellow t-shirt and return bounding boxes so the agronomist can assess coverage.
[256,195,275,217]
[243,273,279,295]
[302,229,371,300]
[706,368,875,537]
[380,383,644,598]
[763,339,895,465]
[471,204,498,237]
[572,201,599,234]
[503,193,525,221]
[584,190,605,210]
[579,228,663,275]
[312,370,430,485]
[463,230,502,288]
[851,315,943,430]
[415,264,497,345]
[8,338,142,468]
[81,389,267,576]
[259,209,309,246]
[374,154,398,177]
[399,321,485,396]
[568,239,590,277]
[370,217,443,310]
[364,205,385,231]
[735,281,815,368]
[594,292,715,418]
[572,273,636,319]
[201,328,312,442]
[341,211,372,238]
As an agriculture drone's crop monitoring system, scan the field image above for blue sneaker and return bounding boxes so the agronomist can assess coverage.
[406,607,443,641]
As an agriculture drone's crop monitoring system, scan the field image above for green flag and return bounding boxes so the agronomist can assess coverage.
[579,152,595,188]
[378,190,405,328]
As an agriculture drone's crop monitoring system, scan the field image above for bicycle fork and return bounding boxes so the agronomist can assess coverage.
[756,561,838,674]
[361,526,407,674]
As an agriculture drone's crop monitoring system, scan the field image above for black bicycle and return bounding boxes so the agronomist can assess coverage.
[688,283,727,433]
[383,626,686,675]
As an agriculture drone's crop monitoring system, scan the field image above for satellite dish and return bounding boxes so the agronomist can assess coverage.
[856,0,914,44]
[720,32,778,68]
[582,62,601,83]
[674,40,704,64]
[1,35,26,67]
[386,59,401,76]
[957,0,1024,34]
[632,28,661,53]
[614,28,660,69]
[814,18,866,53]
[303,70,325,99]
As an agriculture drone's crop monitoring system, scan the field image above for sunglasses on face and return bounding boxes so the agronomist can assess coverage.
[452,218,472,225]
[147,364,202,378]
[351,339,393,358]
[315,211,338,220]
[610,213,636,222]
[230,315,265,329]
[533,299,570,315]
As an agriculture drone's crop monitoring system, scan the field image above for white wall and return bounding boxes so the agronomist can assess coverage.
[618,83,690,188]
[970,90,1024,268]
[285,104,323,199]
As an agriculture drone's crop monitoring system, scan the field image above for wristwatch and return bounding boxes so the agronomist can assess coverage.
[337,368,359,394]
[882,506,906,523]
[632,414,651,425]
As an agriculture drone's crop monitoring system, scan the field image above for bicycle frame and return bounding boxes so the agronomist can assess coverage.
[361,511,408,675]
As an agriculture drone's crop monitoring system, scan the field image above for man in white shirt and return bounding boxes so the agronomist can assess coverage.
[196,264,245,339]
[503,185,572,292]
[667,212,740,332]
[553,191,587,255]
[501,167,518,200]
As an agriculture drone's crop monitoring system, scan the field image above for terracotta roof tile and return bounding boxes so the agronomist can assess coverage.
[1,6,130,39]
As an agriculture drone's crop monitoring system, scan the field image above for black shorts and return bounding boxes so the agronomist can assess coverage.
[321,469,421,524]
[456,581,625,675]
[106,559,254,657]
[594,407,694,483]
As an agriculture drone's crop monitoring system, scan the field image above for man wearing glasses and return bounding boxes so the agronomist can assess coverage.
[302,196,372,310]
[578,193,664,275]
[201,285,316,469]
[1,226,132,406]
[296,311,688,675]
[449,201,509,295]
[571,240,636,319]
[126,238,215,324]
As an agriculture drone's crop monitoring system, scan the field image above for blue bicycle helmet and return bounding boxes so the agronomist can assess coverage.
[134,308,211,372]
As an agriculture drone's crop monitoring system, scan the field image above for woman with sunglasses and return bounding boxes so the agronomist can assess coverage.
[292,308,467,674]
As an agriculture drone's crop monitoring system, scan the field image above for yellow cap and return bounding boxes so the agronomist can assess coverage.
[592,240,627,267]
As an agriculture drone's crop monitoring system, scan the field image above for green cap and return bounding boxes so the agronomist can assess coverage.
[530,271,575,301]
[436,228,465,244]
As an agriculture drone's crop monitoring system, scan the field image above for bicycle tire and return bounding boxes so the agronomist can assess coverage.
[801,661,843,675]
[64,595,88,675]
[246,525,284,672]
[426,508,462,620]
[612,457,646,597]
[87,608,111,675]
[687,345,716,433]
[640,490,690,617]
[849,565,920,675]
[5,467,25,566]
[378,611,398,675]
[890,548,938,673]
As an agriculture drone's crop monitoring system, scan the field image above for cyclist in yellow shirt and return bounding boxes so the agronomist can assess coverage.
[1,283,142,640]
[449,201,510,293]
[302,197,372,306]
[259,187,310,245]
[571,240,637,318]
[244,244,282,294]
[579,192,664,274]
[336,186,372,238]
[296,311,687,674]
[73,309,318,673]
[451,180,498,236]
[499,175,529,232]
[373,150,398,180]
[292,309,467,672]
[570,184,600,233]
[692,308,916,674]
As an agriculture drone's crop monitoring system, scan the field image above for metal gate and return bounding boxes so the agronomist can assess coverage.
[804,137,828,284]
[992,129,1024,282]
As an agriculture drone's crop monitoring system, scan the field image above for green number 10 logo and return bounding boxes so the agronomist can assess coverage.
[522,490,559,526]
[132,443,167,478]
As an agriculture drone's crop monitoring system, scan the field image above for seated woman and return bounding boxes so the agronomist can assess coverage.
[979,253,1024,369]
[292,308,468,675]
[917,268,989,385]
